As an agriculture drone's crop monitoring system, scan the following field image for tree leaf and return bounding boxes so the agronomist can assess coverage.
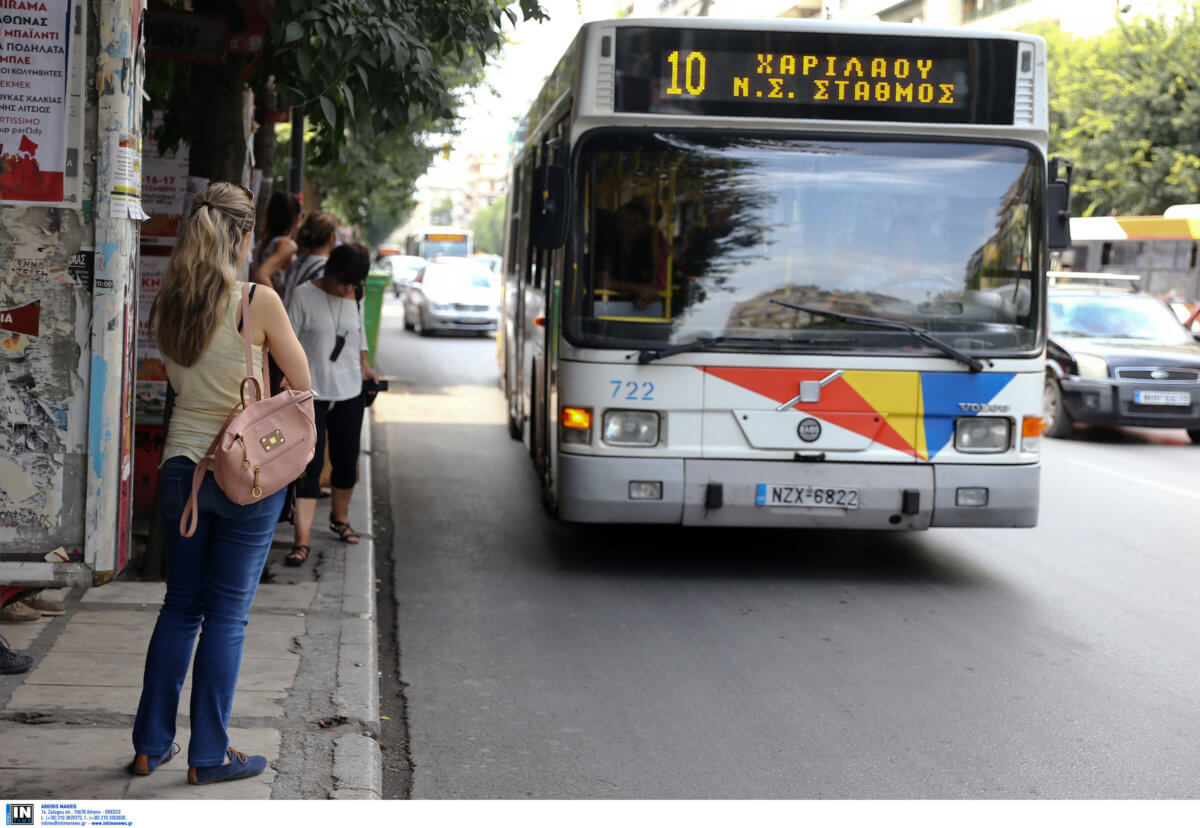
[296,50,313,81]
[319,95,337,128]
[284,21,303,44]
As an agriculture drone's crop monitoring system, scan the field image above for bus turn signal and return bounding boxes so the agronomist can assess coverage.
[1022,416,1043,452]
[560,407,592,445]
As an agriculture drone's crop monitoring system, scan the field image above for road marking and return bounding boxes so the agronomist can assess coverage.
[1059,455,1200,501]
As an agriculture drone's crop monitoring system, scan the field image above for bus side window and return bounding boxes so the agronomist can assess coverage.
[519,156,536,286]
[507,165,522,276]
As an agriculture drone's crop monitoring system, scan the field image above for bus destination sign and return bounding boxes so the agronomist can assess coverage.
[613,28,1019,125]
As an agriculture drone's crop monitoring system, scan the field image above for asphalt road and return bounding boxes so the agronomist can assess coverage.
[371,294,1200,799]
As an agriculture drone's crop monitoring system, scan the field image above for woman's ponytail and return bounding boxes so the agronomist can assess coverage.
[151,182,256,366]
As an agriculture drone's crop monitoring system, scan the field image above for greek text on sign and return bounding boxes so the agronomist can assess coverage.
[664,51,958,107]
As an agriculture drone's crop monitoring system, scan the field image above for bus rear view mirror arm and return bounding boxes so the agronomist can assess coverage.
[531,165,570,249]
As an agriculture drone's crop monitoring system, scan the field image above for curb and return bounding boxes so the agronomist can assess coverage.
[330,415,381,799]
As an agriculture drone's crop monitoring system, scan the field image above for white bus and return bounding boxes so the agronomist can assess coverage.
[500,18,1071,529]
[1066,212,1200,306]
[404,226,474,260]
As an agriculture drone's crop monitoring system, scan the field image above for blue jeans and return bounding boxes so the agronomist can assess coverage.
[132,457,285,767]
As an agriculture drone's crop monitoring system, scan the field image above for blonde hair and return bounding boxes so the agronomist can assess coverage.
[152,182,255,366]
[296,210,338,253]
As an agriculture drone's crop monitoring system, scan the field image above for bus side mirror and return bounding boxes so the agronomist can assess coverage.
[1047,156,1072,251]
[1047,181,1071,250]
[531,165,570,249]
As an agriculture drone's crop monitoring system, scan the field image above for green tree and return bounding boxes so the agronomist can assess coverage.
[150,1,546,182]
[471,196,507,254]
[1034,6,1200,216]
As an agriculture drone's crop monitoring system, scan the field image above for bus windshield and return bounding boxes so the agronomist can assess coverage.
[568,133,1043,355]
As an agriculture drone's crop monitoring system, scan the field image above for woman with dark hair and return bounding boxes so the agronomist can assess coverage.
[132,181,312,784]
[284,243,378,565]
[250,191,301,287]
[275,209,339,305]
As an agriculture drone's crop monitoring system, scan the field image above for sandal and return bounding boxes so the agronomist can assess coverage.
[284,544,309,566]
[329,520,360,544]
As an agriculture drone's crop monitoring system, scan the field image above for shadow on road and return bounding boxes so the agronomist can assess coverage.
[544,520,1003,591]
[1055,425,1191,446]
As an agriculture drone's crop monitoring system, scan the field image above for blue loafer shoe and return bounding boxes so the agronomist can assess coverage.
[187,747,268,785]
[129,742,180,775]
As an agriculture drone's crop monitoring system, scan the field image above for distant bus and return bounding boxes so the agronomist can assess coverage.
[404,226,474,260]
[1067,210,1200,302]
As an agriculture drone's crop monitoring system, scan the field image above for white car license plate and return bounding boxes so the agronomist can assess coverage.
[1134,390,1191,406]
[756,484,860,509]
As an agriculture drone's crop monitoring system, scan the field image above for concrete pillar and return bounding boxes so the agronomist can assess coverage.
[84,0,143,583]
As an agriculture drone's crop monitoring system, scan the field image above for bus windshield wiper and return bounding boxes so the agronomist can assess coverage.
[635,334,857,364]
[770,299,985,372]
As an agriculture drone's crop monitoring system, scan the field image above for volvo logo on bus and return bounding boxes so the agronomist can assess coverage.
[797,418,822,442]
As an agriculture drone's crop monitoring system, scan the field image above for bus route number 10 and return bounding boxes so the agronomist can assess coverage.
[666,50,707,96]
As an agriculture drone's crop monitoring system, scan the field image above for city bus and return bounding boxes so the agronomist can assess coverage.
[1066,209,1200,314]
[500,18,1071,529]
[404,225,474,260]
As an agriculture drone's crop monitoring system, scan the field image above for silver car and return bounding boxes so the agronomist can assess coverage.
[403,257,501,336]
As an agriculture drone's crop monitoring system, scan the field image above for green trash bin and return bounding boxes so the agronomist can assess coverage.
[363,271,392,365]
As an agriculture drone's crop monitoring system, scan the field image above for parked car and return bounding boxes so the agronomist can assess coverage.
[403,258,501,336]
[375,254,426,298]
[1044,286,1200,442]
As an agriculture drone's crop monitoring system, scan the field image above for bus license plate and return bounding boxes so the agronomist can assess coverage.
[1134,390,1191,406]
[756,484,859,509]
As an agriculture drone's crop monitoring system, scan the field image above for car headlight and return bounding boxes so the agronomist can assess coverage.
[602,410,660,447]
[429,302,446,312]
[1074,353,1109,379]
[954,416,1011,453]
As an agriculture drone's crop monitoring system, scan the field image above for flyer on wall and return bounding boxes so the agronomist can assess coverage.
[0,0,86,207]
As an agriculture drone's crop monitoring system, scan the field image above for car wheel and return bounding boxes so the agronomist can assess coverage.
[403,304,414,331]
[1043,374,1074,438]
[415,309,432,337]
[1188,428,1200,444]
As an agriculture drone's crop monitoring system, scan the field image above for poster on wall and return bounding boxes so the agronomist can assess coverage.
[135,120,187,425]
[141,121,188,237]
[135,254,169,424]
[0,0,86,207]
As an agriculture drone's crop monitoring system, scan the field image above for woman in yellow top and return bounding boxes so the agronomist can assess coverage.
[130,182,311,786]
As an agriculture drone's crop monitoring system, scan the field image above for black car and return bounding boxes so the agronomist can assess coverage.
[1044,286,1200,442]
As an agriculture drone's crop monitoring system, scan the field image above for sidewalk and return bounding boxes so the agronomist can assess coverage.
[0,424,380,800]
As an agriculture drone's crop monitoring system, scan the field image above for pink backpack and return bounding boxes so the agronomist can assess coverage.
[180,285,317,537]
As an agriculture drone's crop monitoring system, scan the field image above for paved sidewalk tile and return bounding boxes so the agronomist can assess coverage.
[0,617,51,650]
[78,582,317,611]
[69,610,307,630]
[20,650,299,691]
[0,725,279,799]
[5,685,289,718]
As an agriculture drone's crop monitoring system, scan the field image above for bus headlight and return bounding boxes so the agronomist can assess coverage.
[1074,353,1109,379]
[602,410,660,447]
[954,417,1011,453]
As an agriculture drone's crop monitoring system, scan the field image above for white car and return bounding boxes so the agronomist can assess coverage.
[403,258,501,336]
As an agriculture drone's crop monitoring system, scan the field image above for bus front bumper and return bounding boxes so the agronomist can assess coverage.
[557,455,1039,529]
